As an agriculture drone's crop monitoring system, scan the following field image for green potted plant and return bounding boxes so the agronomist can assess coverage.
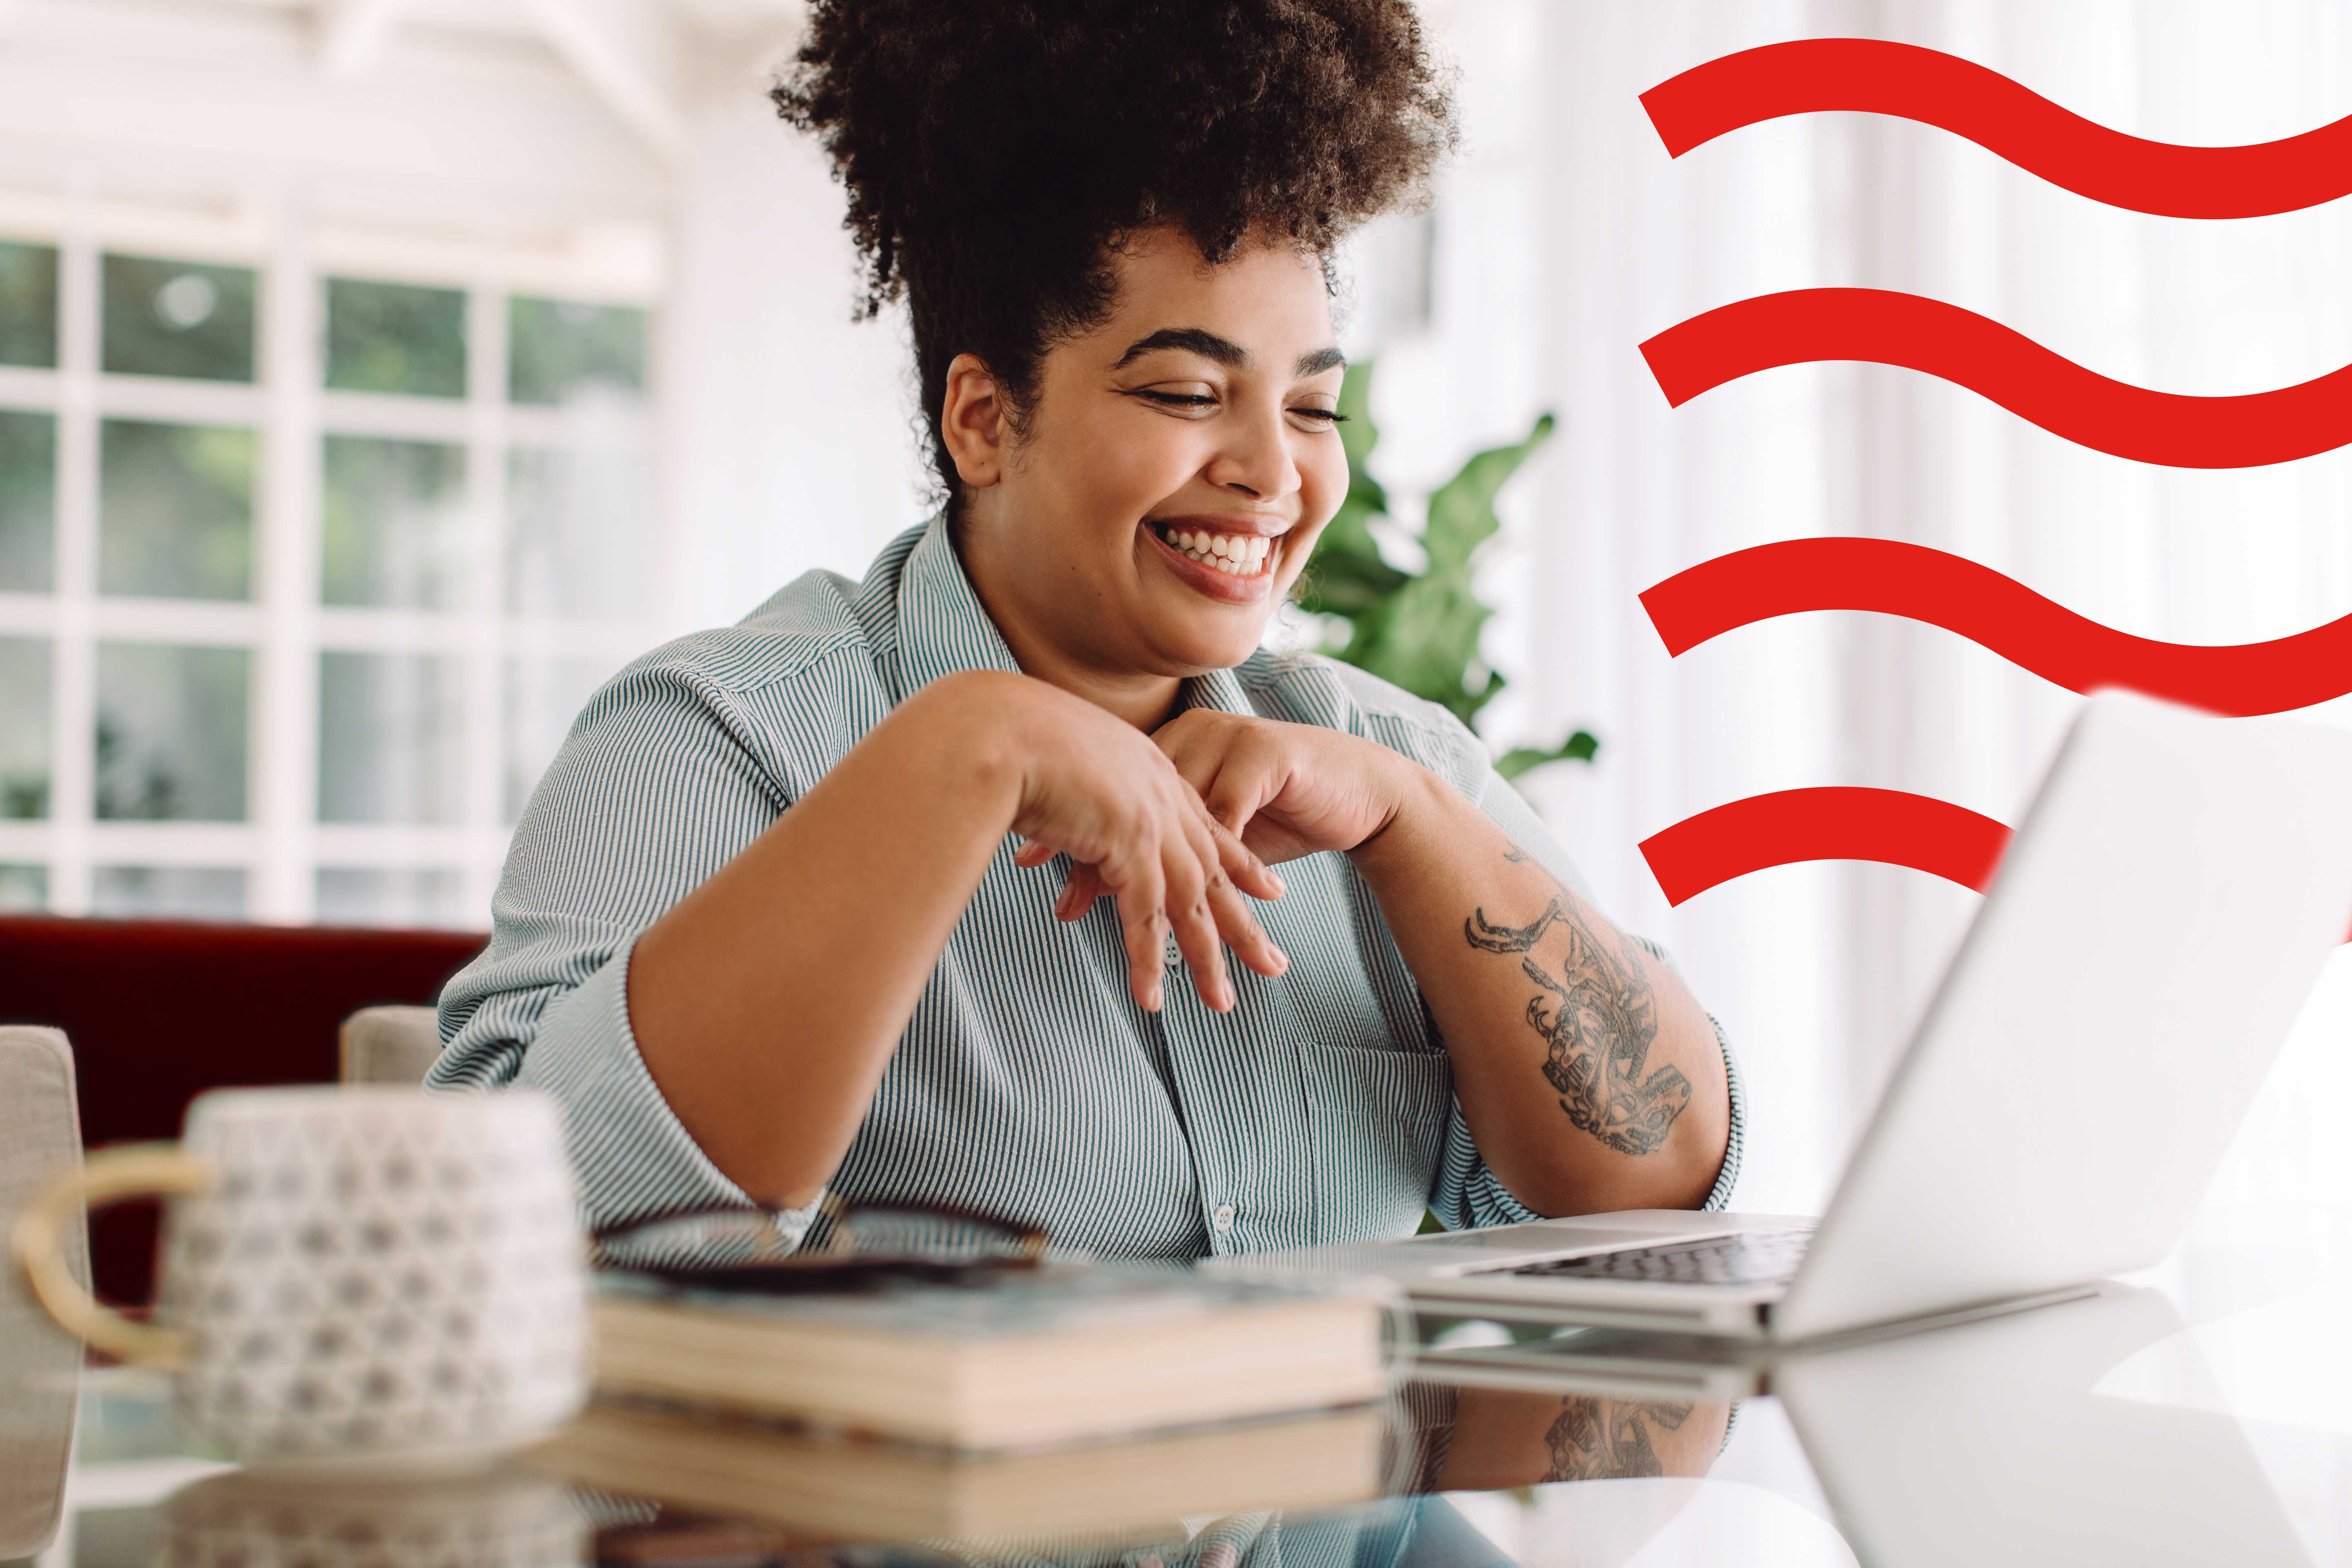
[1295,362,1597,781]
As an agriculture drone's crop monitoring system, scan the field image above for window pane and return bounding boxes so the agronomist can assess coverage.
[0,240,58,368]
[0,637,49,819]
[100,419,254,601]
[0,863,45,911]
[95,642,249,821]
[316,867,469,929]
[325,277,466,398]
[91,866,246,921]
[0,408,53,591]
[508,296,645,405]
[503,655,614,821]
[505,444,653,617]
[321,435,466,608]
[102,254,256,382]
[318,651,465,825]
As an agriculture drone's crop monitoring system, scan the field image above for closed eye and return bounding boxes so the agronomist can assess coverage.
[1130,390,1218,410]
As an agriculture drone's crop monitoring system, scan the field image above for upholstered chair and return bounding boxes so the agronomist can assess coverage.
[1,1025,87,1559]
[339,1004,444,1087]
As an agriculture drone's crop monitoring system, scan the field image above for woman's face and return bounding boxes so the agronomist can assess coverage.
[953,227,1351,680]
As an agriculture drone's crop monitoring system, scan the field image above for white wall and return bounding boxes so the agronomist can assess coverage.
[662,87,923,633]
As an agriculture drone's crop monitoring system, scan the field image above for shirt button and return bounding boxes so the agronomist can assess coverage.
[1163,932,1181,966]
[1212,1204,1236,1234]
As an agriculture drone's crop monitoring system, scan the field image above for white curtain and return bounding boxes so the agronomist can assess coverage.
[1373,0,2352,1216]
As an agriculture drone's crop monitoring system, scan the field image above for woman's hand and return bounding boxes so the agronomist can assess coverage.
[1021,708,1414,948]
[991,676,1290,1014]
[1150,709,1414,864]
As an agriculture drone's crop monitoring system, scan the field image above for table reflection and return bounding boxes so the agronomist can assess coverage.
[1417,1281,2320,1567]
[29,1271,2352,1568]
[163,1469,589,1568]
[1417,1389,1731,1492]
[1773,1286,2311,1568]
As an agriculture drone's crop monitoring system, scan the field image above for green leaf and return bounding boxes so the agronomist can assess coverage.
[1496,729,1600,780]
[1351,572,1496,724]
[1423,412,1555,573]
[1336,360,1385,514]
[1294,492,1407,618]
[1297,368,1580,759]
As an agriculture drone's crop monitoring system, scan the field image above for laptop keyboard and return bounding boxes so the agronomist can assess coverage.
[1490,1228,1815,1288]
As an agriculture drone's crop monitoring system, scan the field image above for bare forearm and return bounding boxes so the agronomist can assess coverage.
[627,671,1024,1207]
[1350,768,1730,1215]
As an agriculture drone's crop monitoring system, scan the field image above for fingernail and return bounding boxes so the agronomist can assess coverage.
[1268,870,1286,896]
[1147,983,1163,1011]
[1271,947,1290,974]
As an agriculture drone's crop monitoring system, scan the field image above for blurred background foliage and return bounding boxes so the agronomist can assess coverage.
[1296,361,1597,782]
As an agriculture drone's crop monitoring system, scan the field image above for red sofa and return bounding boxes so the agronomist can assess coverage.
[0,915,486,1305]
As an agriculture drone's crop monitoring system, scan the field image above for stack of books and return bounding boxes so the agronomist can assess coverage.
[526,1263,1396,1541]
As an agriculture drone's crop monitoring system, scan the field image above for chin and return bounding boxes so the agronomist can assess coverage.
[1152,617,1270,675]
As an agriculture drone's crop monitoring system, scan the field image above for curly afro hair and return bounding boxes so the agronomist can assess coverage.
[773,0,1454,512]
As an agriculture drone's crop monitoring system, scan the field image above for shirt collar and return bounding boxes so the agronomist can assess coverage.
[1176,662,1255,720]
[893,513,1024,701]
[890,511,1263,723]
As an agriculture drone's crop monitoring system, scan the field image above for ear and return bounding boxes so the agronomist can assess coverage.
[940,352,1007,489]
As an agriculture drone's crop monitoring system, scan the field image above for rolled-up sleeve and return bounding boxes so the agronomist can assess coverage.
[428,656,823,1243]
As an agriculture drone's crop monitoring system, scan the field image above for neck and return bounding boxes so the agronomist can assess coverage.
[953,513,1183,733]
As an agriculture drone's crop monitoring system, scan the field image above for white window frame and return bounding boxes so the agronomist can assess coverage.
[0,181,664,926]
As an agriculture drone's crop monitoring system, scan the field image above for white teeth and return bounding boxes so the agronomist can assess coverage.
[1158,525,1279,576]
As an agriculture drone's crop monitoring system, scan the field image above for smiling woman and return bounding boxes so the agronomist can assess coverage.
[430,0,1740,1257]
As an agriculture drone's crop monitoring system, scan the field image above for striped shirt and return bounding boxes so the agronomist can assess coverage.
[431,514,1743,1254]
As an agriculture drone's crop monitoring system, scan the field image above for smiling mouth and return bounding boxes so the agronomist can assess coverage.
[1148,520,1279,579]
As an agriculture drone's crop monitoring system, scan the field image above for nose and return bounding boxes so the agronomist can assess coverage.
[1203,400,1300,503]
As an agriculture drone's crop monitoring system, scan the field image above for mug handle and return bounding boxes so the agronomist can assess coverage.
[8,1143,217,1366]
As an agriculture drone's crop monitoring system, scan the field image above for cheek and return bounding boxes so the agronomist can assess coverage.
[1300,437,1351,523]
[1035,410,1195,520]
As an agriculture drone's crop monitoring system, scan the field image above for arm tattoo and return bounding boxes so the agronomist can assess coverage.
[1542,1398,1693,1482]
[1465,850,1692,1154]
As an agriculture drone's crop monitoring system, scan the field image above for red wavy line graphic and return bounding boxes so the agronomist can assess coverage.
[1640,537,2352,717]
[1638,787,2012,906]
[1640,289,2352,468]
[1641,38,2352,219]
[1643,788,2352,943]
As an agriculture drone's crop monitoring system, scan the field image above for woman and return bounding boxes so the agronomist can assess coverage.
[434,0,1740,1255]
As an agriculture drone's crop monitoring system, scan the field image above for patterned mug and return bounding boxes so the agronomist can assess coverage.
[9,1085,589,1470]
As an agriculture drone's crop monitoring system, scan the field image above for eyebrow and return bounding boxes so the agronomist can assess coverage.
[1294,345,1347,377]
[1114,327,1247,369]
[1111,327,1348,380]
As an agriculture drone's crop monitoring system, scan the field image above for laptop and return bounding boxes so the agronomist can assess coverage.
[1208,690,2352,1342]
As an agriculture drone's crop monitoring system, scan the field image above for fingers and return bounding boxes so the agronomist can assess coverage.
[1106,844,1169,1013]
[1163,822,1232,1012]
[1204,833,1290,980]
[1054,860,1105,920]
[1208,812,1286,903]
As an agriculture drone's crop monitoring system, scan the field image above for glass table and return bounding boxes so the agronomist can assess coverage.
[9,1229,2352,1568]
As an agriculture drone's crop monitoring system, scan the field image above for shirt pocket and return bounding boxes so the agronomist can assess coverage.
[1294,1038,1454,1244]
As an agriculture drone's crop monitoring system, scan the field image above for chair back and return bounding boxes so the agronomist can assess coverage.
[339,1005,444,1086]
[1,1026,85,1559]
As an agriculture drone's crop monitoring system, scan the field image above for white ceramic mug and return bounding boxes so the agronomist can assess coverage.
[9,1085,590,1469]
